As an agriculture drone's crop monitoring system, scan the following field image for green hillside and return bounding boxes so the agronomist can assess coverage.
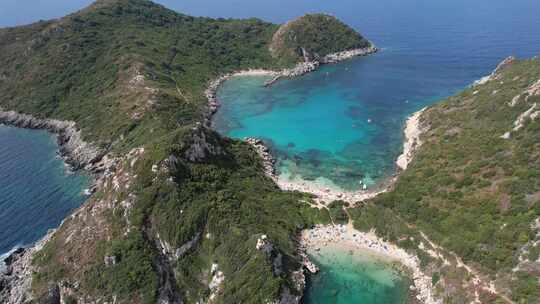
[352,56,540,303]
[269,14,371,64]
[0,0,359,303]
[0,0,538,303]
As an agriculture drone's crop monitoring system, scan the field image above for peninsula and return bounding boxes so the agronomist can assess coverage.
[0,0,538,303]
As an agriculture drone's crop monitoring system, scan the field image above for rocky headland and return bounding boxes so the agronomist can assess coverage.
[264,45,378,87]
[0,110,105,172]
[0,110,118,303]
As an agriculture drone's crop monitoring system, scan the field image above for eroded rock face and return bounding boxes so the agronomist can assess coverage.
[245,138,276,177]
[474,56,517,86]
[182,127,224,162]
[0,110,104,171]
[0,232,55,304]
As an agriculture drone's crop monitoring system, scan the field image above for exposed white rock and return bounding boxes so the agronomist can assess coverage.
[501,103,538,139]
[509,79,540,107]
[208,264,225,302]
[321,45,378,64]
[396,108,426,170]
[473,56,516,86]
[256,234,269,250]
[264,46,378,87]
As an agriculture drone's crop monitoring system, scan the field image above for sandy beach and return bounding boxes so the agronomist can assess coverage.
[272,107,427,205]
[299,224,441,304]
[205,50,437,303]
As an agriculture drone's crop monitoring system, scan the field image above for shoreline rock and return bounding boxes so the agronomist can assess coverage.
[396,107,426,171]
[298,224,441,304]
[473,56,516,87]
[203,45,378,127]
[0,230,56,303]
[203,69,277,127]
[0,110,104,172]
[245,137,276,177]
[263,46,378,87]
[0,110,117,303]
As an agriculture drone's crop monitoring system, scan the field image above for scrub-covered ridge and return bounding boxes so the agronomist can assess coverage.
[0,0,538,303]
[269,14,372,64]
[351,56,540,303]
[0,0,369,303]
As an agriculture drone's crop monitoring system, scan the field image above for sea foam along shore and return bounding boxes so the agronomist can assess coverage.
[299,224,441,304]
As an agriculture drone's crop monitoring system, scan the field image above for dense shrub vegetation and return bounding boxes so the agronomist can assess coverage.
[270,14,370,63]
[1,1,353,302]
[2,0,538,303]
[352,57,540,302]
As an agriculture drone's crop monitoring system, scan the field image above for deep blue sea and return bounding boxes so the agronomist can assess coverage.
[0,126,89,260]
[2,0,540,302]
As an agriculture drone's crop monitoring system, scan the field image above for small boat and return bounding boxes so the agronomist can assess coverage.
[367,118,372,123]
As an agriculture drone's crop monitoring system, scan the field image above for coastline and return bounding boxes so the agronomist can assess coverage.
[396,108,426,171]
[0,110,116,302]
[204,50,435,303]
[244,107,427,205]
[0,109,105,173]
[235,89,431,303]
[264,46,378,87]
[203,45,378,127]
[203,42,431,206]
[299,224,441,304]
[0,230,56,302]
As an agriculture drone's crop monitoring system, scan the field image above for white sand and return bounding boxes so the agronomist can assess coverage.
[273,108,426,205]
[300,224,441,304]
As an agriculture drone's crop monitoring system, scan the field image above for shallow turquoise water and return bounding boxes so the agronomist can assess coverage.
[0,125,90,256]
[304,246,409,304]
[211,0,540,192]
[214,62,427,190]
[3,0,540,302]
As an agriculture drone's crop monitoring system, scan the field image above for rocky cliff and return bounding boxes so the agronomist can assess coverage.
[0,0,365,303]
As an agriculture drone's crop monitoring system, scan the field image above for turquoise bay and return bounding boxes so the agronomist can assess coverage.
[304,246,409,304]
[2,0,540,303]
[214,52,452,191]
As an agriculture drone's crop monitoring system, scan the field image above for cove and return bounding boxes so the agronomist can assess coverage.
[213,51,460,191]
[0,125,90,260]
[304,246,409,304]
